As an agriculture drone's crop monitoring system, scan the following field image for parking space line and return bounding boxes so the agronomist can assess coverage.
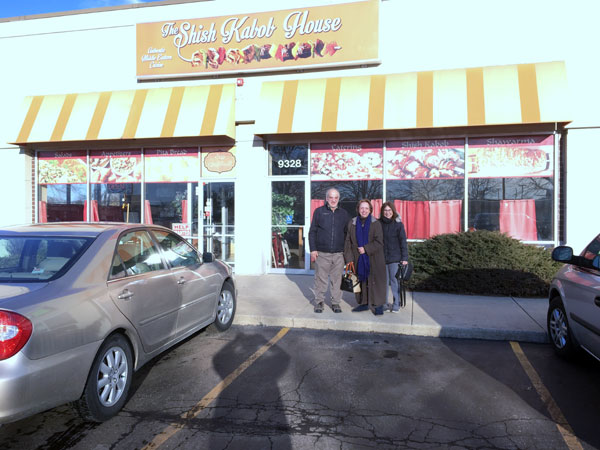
[510,341,583,450]
[142,327,291,450]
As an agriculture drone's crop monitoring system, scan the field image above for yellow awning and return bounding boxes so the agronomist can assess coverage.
[255,61,569,136]
[11,84,235,146]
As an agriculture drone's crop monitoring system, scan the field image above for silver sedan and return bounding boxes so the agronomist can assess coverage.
[0,223,236,424]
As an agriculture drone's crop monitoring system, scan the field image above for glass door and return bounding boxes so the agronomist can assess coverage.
[270,180,309,273]
[200,182,235,267]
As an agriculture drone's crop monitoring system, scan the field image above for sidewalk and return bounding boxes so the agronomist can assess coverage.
[233,274,549,343]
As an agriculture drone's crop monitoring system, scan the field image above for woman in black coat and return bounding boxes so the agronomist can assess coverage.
[379,201,409,312]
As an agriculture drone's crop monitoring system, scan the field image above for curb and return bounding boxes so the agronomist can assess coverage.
[233,315,549,344]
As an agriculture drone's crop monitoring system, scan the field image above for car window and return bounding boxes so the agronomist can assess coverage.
[152,230,201,268]
[582,234,600,263]
[0,236,90,282]
[114,230,165,277]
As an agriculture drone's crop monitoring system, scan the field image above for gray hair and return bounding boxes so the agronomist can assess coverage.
[325,188,340,200]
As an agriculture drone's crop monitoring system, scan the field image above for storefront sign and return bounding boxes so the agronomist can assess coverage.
[90,150,142,184]
[386,140,465,180]
[172,223,191,236]
[38,151,87,185]
[136,0,379,79]
[202,147,237,177]
[467,135,554,178]
[311,142,383,180]
[145,148,199,183]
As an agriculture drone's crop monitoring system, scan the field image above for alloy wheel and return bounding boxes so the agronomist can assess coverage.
[217,289,234,325]
[549,307,568,349]
[96,345,129,407]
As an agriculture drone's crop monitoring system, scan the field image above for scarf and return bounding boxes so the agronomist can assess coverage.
[356,215,371,282]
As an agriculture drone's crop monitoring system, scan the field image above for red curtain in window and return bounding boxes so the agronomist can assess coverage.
[38,201,47,223]
[83,200,100,222]
[395,200,430,239]
[499,199,537,241]
[181,199,188,222]
[144,200,153,224]
[310,199,325,222]
[371,199,382,218]
[429,200,462,237]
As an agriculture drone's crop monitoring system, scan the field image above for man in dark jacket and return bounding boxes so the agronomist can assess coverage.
[309,188,351,313]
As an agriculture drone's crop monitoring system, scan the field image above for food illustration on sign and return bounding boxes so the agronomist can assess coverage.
[90,156,141,183]
[311,150,382,180]
[387,148,464,179]
[38,159,87,184]
[204,151,236,174]
[190,39,341,69]
[145,156,198,182]
[468,147,550,177]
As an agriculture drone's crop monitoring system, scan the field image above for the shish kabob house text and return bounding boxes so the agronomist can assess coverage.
[145,10,344,70]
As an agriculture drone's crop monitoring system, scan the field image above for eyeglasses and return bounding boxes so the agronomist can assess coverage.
[383,209,392,213]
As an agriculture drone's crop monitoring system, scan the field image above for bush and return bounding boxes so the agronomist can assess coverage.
[406,231,562,297]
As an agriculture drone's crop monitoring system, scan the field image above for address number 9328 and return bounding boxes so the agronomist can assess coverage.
[277,159,302,168]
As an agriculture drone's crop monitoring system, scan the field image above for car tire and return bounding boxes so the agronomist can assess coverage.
[75,333,133,422]
[213,281,236,331]
[547,296,576,358]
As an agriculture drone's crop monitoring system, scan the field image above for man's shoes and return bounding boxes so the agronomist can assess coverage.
[374,306,384,315]
[332,304,342,313]
[352,304,369,312]
[314,303,324,313]
[390,307,399,313]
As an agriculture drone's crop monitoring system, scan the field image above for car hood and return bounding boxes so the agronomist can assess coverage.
[0,283,48,302]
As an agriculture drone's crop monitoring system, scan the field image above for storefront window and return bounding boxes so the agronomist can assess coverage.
[90,150,142,223]
[38,151,87,222]
[385,139,465,238]
[310,142,384,217]
[144,148,199,232]
[467,135,554,241]
[271,181,305,269]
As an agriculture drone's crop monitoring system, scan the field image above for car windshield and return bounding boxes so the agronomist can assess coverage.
[0,236,91,282]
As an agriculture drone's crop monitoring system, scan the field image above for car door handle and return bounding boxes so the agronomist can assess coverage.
[595,297,600,307]
[177,277,186,285]
[117,289,134,300]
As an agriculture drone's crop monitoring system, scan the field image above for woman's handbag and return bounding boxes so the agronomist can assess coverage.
[340,262,361,293]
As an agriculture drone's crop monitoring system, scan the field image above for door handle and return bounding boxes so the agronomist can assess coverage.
[595,297,600,307]
[117,289,134,300]
[177,277,186,285]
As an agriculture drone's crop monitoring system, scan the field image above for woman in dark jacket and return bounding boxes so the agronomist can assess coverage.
[344,199,387,315]
[380,201,409,312]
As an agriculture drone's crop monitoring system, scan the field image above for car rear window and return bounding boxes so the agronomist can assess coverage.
[0,236,91,282]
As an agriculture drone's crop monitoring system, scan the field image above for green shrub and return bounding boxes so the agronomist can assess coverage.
[406,231,562,297]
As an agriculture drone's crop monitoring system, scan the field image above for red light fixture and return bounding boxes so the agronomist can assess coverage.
[0,311,33,361]
[236,78,244,87]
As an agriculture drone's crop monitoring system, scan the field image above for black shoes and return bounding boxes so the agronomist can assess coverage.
[352,304,369,312]
[374,306,384,315]
[314,303,324,313]
[332,304,342,313]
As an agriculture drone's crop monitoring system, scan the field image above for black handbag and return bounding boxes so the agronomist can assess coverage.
[395,261,412,308]
[340,262,361,293]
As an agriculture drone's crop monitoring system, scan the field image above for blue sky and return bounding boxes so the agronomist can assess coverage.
[0,0,165,19]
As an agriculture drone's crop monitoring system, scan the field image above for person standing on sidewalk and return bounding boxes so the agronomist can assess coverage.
[380,201,409,312]
[344,199,387,315]
[309,188,351,313]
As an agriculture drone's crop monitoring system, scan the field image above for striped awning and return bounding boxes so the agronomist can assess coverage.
[255,61,569,136]
[11,84,235,146]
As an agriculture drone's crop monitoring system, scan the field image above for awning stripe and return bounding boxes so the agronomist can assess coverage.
[466,68,486,125]
[51,93,76,141]
[11,84,235,145]
[517,63,541,123]
[17,96,42,144]
[322,77,341,132]
[278,80,298,134]
[161,86,184,138]
[416,71,434,128]
[256,61,569,135]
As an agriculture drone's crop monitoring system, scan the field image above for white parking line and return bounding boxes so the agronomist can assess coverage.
[510,341,583,450]
[142,327,291,450]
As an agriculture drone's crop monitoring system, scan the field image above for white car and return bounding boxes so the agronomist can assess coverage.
[548,234,600,360]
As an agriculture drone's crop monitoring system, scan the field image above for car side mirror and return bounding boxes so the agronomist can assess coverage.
[552,246,573,263]
[203,252,214,263]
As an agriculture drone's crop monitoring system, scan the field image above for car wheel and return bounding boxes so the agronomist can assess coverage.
[213,281,236,331]
[75,334,133,422]
[547,296,575,358]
